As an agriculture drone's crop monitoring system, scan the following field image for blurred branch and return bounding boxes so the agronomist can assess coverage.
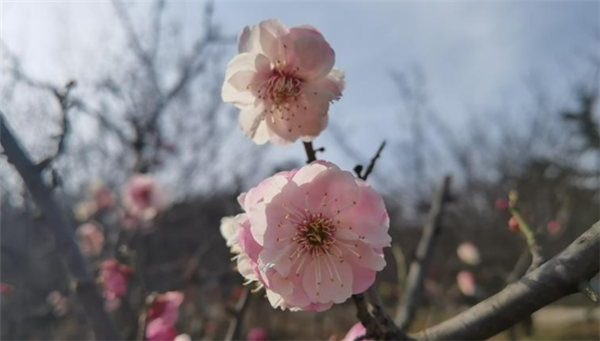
[225,286,252,341]
[411,221,600,341]
[0,112,120,340]
[37,80,77,171]
[395,176,452,330]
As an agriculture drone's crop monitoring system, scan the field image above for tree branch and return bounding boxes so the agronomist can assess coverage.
[225,286,252,341]
[411,221,600,341]
[395,176,452,330]
[0,113,120,340]
[358,141,386,180]
[303,142,317,163]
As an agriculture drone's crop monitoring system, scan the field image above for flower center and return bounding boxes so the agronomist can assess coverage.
[294,213,336,255]
[265,70,302,105]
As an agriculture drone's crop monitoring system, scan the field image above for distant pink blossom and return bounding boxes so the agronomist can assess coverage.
[247,327,268,341]
[546,220,561,235]
[47,291,68,316]
[146,292,184,341]
[122,174,166,221]
[222,19,345,146]
[457,271,476,297]
[100,259,131,310]
[1,283,14,296]
[508,217,520,233]
[76,222,105,256]
[494,198,508,211]
[90,182,116,211]
[456,242,480,266]
[341,323,371,341]
[221,161,391,311]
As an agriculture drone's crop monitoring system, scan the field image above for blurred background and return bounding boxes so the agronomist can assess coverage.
[1,1,599,340]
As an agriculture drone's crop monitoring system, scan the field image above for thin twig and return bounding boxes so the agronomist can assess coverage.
[411,221,600,341]
[360,141,386,180]
[37,80,77,171]
[225,286,252,341]
[303,141,317,163]
[394,176,452,330]
[0,113,120,340]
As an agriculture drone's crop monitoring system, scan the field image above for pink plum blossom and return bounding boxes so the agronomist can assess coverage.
[89,182,116,211]
[146,292,184,341]
[1,283,14,296]
[247,327,268,341]
[122,174,166,221]
[456,242,480,266]
[100,259,131,310]
[222,19,345,146]
[47,291,68,316]
[456,271,476,297]
[341,323,371,341]
[221,161,391,311]
[546,220,562,235]
[76,222,105,256]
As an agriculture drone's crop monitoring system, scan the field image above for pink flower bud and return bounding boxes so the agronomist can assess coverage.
[546,220,561,235]
[341,323,372,341]
[456,271,476,297]
[247,327,268,341]
[456,242,481,266]
[494,198,508,211]
[508,217,520,233]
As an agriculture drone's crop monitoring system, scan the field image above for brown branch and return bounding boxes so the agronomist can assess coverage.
[303,142,318,163]
[225,286,252,341]
[350,143,406,340]
[395,176,452,330]
[359,141,386,180]
[0,113,120,340]
[411,221,600,341]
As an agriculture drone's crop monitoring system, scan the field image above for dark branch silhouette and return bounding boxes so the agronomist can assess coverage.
[0,112,120,340]
[395,176,452,330]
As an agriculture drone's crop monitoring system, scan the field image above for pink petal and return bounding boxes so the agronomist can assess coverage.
[289,27,335,81]
[302,255,352,304]
[351,266,376,294]
[258,19,289,61]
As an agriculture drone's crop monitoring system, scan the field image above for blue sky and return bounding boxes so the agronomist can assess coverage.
[1,1,598,188]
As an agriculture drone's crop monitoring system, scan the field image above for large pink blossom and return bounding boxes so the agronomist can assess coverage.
[222,19,345,146]
[122,174,166,221]
[220,161,391,311]
[146,292,184,341]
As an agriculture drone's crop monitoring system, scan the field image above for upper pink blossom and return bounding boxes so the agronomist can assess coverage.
[76,222,105,257]
[100,259,132,309]
[456,242,480,266]
[122,174,166,221]
[146,292,184,341]
[341,323,371,341]
[222,19,345,146]
[221,161,391,311]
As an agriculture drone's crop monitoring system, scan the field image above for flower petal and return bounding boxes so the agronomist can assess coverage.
[289,27,335,81]
[302,254,352,304]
